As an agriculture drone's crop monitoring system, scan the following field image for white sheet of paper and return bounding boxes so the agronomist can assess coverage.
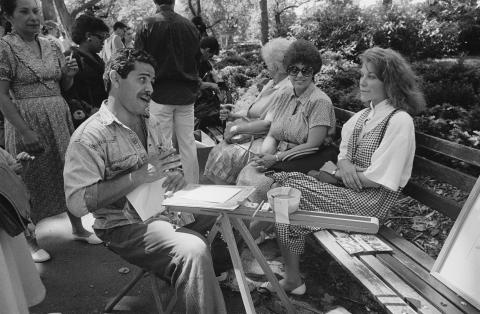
[274,197,290,224]
[126,176,167,221]
[172,185,242,203]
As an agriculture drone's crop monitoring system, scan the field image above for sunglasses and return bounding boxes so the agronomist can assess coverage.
[287,65,314,77]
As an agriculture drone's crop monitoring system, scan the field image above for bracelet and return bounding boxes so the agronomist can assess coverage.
[274,154,280,162]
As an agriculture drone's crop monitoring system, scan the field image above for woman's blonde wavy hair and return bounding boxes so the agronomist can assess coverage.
[360,47,426,115]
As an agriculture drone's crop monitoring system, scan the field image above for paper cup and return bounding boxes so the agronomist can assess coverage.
[267,187,301,214]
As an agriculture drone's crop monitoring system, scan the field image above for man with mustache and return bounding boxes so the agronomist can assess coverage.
[63,49,227,313]
[135,0,201,185]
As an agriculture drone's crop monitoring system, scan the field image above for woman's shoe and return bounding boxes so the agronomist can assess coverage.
[72,233,103,245]
[31,249,51,263]
[259,279,306,296]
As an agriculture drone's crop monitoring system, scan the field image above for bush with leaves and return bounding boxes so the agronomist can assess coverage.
[289,3,372,60]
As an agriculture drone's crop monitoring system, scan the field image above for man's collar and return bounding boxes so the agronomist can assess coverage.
[98,101,122,126]
[157,4,174,12]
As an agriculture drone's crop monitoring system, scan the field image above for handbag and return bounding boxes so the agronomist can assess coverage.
[224,118,266,144]
[0,164,32,236]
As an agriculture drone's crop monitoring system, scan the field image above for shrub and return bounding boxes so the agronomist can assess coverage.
[414,60,480,109]
[289,3,372,60]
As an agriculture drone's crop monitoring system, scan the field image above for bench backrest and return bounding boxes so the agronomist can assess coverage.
[334,107,480,220]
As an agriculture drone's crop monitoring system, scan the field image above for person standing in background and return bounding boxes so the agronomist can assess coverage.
[42,20,63,52]
[63,14,109,127]
[100,21,127,63]
[123,26,134,48]
[135,0,201,184]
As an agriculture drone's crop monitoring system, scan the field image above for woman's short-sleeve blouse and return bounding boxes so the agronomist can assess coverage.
[268,83,335,147]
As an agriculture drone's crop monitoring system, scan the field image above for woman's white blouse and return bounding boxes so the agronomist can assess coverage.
[337,100,415,191]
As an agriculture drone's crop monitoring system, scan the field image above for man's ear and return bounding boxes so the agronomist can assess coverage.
[109,70,120,89]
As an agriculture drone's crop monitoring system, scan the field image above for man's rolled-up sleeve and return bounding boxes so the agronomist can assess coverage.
[64,140,105,217]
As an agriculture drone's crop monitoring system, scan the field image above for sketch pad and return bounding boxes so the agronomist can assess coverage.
[127,177,167,221]
[163,185,255,211]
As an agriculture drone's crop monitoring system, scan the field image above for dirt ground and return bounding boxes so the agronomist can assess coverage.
[28,210,384,314]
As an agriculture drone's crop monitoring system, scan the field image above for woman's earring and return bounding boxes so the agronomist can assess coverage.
[87,37,92,41]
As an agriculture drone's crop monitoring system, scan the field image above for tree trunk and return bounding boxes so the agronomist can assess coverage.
[274,12,281,37]
[41,0,57,21]
[53,0,73,35]
[260,0,268,44]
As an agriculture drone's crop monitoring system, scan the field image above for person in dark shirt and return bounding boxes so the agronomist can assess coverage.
[135,0,202,184]
[64,14,109,128]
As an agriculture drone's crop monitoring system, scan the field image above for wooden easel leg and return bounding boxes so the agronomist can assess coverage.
[218,214,257,314]
[231,217,296,314]
[207,216,222,245]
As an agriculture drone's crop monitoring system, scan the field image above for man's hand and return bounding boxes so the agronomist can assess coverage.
[162,170,186,193]
[337,159,362,191]
[133,150,182,185]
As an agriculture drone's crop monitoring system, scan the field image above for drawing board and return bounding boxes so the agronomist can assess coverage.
[431,176,480,310]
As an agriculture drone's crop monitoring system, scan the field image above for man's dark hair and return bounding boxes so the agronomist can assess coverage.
[71,15,109,45]
[200,36,220,55]
[113,21,128,31]
[103,49,158,92]
[153,0,174,5]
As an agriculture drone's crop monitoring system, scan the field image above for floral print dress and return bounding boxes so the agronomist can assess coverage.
[0,33,74,223]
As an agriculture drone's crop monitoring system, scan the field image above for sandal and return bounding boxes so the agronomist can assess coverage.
[259,279,306,296]
[72,233,103,245]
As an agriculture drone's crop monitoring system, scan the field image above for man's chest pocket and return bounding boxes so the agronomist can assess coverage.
[105,154,140,179]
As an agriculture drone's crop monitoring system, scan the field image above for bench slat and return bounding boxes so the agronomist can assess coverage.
[359,255,441,314]
[402,182,462,219]
[416,132,480,168]
[314,231,416,314]
[413,156,477,192]
[378,226,434,272]
[377,253,479,314]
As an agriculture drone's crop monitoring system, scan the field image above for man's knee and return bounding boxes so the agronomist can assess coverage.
[178,234,210,260]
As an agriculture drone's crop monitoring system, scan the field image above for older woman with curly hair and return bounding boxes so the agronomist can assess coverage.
[204,37,293,185]
[236,39,337,203]
[262,47,426,296]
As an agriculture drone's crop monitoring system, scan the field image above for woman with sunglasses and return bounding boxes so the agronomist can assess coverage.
[237,39,337,204]
[261,47,425,295]
[63,14,109,127]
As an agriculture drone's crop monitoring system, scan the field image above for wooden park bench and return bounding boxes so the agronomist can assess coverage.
[311,107,480,314]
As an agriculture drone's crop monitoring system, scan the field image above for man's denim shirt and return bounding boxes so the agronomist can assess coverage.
[64,103,165,230]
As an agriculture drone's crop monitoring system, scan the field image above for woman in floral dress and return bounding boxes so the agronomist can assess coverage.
[0,0,101,262]
[261,47,426,296]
